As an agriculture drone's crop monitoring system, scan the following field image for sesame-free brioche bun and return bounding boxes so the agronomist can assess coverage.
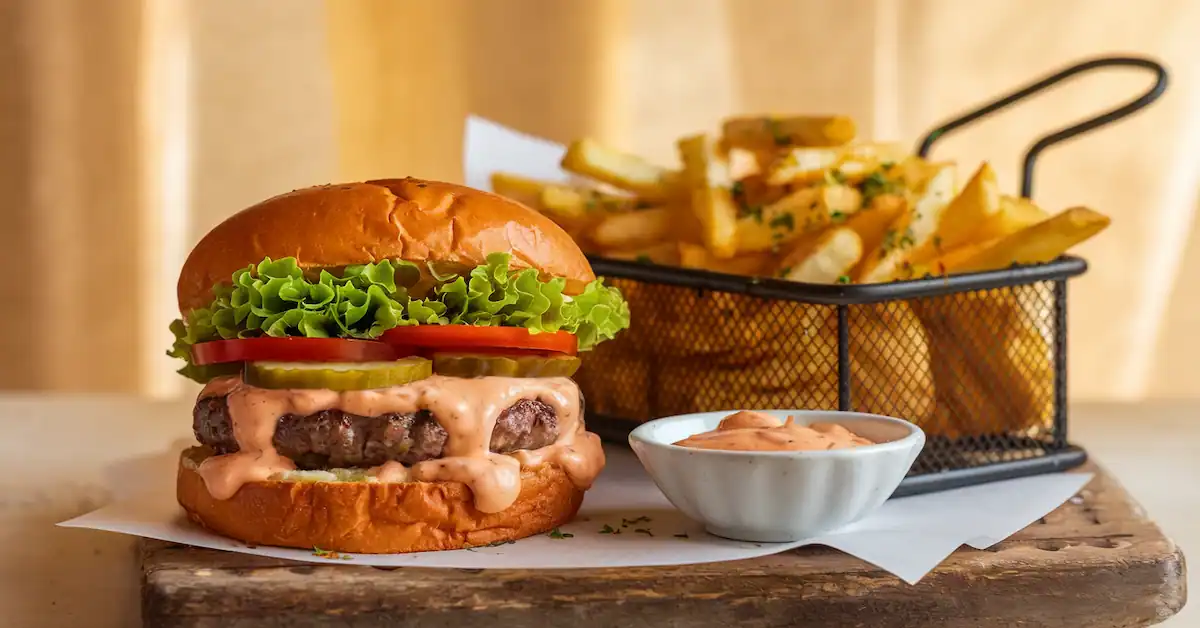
[176,446,585,553]
[177,177,595,315]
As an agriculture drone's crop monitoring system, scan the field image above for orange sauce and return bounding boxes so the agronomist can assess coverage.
[673,410,874,452]
[196,375,605,513]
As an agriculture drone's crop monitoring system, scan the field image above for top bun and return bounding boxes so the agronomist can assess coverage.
[177,178,595,315]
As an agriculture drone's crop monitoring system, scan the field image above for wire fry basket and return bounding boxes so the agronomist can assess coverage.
[577,56,1168,496]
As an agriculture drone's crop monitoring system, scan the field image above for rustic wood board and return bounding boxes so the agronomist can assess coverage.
[140,461,1185,627]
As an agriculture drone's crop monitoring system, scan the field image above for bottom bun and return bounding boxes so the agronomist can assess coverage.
[176,447,585,553]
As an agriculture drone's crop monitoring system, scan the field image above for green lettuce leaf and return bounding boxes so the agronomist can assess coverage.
[167,253,630,382]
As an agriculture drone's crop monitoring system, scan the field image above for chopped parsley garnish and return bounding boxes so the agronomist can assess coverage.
[548,528,574,539]
[673,533,690,539]
[836,275,851,284]
[932,235,943,250]
[778,266,792,278]
[599,524,616,534]
[830,210,847,222]
[633,199,655,210]
[621,516,651,527]
[634,528,654,537]
[859,169,903,207]
[769,213,795,231]
[313,546,353,560]
[742,204,764,222]
[635,254,652,264]
[730,180,745,201]
[825,169,848,185]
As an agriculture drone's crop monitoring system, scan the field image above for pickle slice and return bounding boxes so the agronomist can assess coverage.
[245,358,432,391]
[432,353,581,378]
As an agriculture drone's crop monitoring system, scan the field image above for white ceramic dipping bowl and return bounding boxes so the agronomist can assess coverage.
[629,409,925,543]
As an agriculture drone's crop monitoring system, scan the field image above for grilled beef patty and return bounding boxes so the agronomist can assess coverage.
[193,396,560,469]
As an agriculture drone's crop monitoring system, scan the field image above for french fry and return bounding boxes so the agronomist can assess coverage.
[490,172,551,209]
[561,138,682,200]
[765,143,909,186]
[778,227,863,284]
[909,237,1001,277]
[856,163,957,282]
[943,207,1111,274]
[677,133,740,258]
[600,241,681,266]
[589,206,675,249]
[911,290,1051,438]
[736,184,863,252]
[843,193,908,280]
[540,185,642,218]
[917,162,1002,258]
[849,303,936,426]
[677,242,776,276]
[763,147,840,185]
[982,194,1051,239]
[722,115,857,150]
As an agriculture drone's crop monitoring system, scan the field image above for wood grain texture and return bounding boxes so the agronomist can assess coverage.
[140,461,1185,628]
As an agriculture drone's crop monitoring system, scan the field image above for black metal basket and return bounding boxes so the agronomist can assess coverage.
[577,55,1168,496]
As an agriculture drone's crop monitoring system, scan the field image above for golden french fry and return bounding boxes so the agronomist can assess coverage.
[945,207,1111,274]
[843,194,908,280]
[778,227,863,284]
[736,184,863,252]
[982,194,1051,239]
[589,206,675,249]
[677,133,740,258]
[677,242,776,276]
[490,173,550,208]
[848,303,936,426]
[540,185,642,218]
[857,163,957,283]
[599,241,681,266]
[765,143,909,186]
[911,290,1051,439]
[722,115,857,150]
[764,148,841,185]
[921,162,1002,256]
[909,237,1001,277]
[561,138,682,200]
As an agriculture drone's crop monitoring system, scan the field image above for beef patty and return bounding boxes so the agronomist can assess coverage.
[193,396,561,469]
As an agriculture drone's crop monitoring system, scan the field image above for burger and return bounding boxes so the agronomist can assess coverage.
[166,177,630,553]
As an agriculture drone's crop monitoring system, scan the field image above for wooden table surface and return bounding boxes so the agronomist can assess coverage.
[3,396,1195,627]
[139,461,1183,628]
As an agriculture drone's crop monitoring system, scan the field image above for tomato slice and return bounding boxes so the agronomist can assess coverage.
[191,337,398,366]
[381,326,578,356]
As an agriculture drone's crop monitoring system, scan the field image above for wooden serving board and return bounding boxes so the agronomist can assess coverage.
[140,461,1185,628]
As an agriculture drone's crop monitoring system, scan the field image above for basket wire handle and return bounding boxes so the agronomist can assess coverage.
[915,55,1168,198]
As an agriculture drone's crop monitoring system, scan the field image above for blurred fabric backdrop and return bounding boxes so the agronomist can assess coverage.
[1,0,1197,403]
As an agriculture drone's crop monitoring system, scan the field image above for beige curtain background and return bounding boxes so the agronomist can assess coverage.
[0,0,1196,403]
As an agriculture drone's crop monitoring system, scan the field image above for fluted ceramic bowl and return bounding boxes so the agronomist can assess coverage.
[629,409,925,543]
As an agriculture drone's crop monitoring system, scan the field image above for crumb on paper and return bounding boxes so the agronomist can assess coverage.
[634,528,653,537]
[673,533,689,539]
[313,546,353,560]
[548,528,574,539]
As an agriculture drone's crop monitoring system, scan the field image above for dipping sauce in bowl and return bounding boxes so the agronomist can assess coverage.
[673,411,875,452]
[630,409,925,542]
